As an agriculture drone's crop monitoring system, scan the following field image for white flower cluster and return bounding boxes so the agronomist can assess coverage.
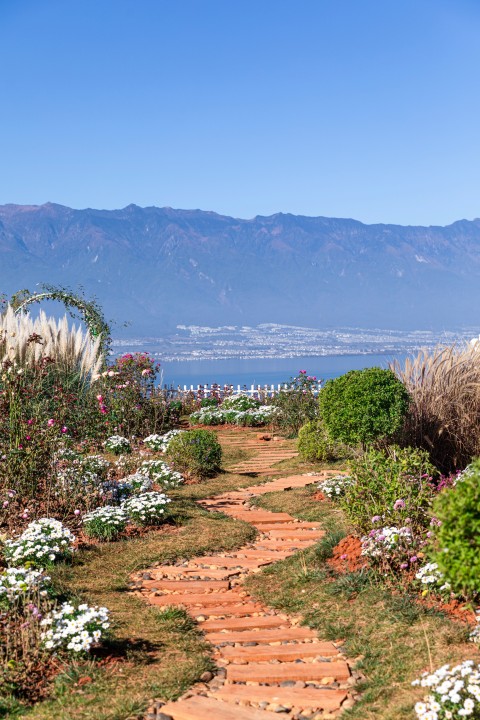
[4,518,76,567]
[81,454,111,477]
[319,475,354,499]
[144,429,184,452]
[0,567,51,607]
[104,435,131,454]
[57,467,102,495]
[41,601,109,653]
[82,505,127,536]
[122,472,153,493]
[469,611,480,644]
[455,465,476,485]
[190,405,276,427]
[416,562,451,593]
[361,526,412,558]
[139,460,184,488]
[222,394,260,410]
[121,491,171,526]
[412,660,480,718]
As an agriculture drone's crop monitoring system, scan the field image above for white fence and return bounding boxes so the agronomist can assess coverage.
[161,382,322,398]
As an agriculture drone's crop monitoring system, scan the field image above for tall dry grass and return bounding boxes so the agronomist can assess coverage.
[391,343,480,472]
[0,305,102,380]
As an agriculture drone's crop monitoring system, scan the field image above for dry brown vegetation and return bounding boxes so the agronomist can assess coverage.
[391,343,480,472]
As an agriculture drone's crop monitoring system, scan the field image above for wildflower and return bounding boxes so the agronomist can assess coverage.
[393,499,406,510]
[47,418,55,427]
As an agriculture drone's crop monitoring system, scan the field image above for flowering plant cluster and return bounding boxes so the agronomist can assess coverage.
[0,567,51,609]
[319,474,354,499]
[139,459,184,488]
[189,405,277,427]
[41,601,109,653]
[412,660,480,719]
[121,491,171,526]
[144,429,184,453]
[104,435,131,455]
[4,518,76,567]
[82,505,128,541]
[361,525,412,565]
[415,562,451,595]
[144,433,167,451]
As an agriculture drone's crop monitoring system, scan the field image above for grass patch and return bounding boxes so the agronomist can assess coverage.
[246,486,476,719]
[17,499,254,719]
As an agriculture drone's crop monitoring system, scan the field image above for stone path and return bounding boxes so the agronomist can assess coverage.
[134,431,353,719]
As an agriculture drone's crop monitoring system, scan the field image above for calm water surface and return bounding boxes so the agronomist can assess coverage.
[157,353,408,388]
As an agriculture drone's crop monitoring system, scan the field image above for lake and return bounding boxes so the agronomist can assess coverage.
[157,352,408,388]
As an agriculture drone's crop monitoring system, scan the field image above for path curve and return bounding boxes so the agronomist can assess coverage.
[133,432,354,720]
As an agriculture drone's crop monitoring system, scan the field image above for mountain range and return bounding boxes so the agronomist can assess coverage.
[1,202,479,336]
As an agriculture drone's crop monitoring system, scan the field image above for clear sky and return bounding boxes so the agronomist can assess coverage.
[1,0,480,225]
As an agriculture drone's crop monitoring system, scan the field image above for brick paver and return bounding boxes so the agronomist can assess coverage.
[136,429,353,718]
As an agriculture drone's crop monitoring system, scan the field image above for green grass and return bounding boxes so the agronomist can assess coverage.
[246,486,477,720]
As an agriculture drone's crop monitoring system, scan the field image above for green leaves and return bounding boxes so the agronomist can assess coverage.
[319,367,410,447]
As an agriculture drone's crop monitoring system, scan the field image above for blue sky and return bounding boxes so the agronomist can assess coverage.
[1,0,480,225]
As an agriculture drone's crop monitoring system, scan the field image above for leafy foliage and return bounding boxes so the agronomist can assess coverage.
[341,446,436,534]
[297,419,348,462]
[272,371,319,435]
[319,367,410,447]
[166,429,222,480]
[430,458,480,600]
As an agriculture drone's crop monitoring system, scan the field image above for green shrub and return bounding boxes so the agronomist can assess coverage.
[166,429,222,480]
[297,420,345,462]
[319,367,410,447]
[200,397,218,408]
[430,459,480,599]
[341,446,436,534]
[272,372,319,436]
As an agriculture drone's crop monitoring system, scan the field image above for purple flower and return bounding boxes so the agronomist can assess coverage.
[400,562,408,569]
[393,499,406,510]
[371,515,381,523]
[409,556,418,564]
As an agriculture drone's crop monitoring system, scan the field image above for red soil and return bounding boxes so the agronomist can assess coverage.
[328,535,368,574]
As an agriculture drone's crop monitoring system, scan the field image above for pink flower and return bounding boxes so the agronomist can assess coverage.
[96,394,104,402]
[61,426,68,433]
[340,553,348,560]
[27,419,34,425]
[141,368,152,376]
[74,509,80,516]
[3,501,8,508]
[400,562,408,569]
[47,418,55,427]
[409,556,418,564]
[26,435,31,441]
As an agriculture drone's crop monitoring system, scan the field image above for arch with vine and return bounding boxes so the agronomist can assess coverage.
[12,285,112,359]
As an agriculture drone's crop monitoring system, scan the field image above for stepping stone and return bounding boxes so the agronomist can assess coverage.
[189,603,265,618]
[160,695,272,720]
[227,512,293,523]
[251,522,320,531]
[227,660,351,683]
[265,529,324,539]
[200,615,289,632]
[153,568,241,580]
[220,641,338,662]
[187,557,265,569]
[204,626,318,644]
[147,580,230,592]
[255,539,317,550]
[212,684,348,711]
[148,592,248,606]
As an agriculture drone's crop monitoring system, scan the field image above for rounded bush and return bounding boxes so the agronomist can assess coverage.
[297,420,341,462]
[166,429,222,480]
[319,367,410,447]
[430,458,480,599]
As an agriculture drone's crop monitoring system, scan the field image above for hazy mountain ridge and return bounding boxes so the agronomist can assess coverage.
[1,202,479,335]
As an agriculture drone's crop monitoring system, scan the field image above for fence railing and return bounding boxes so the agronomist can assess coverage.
[159,382,322,399]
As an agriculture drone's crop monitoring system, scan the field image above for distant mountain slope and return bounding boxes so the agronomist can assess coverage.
[1,202,479,335]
